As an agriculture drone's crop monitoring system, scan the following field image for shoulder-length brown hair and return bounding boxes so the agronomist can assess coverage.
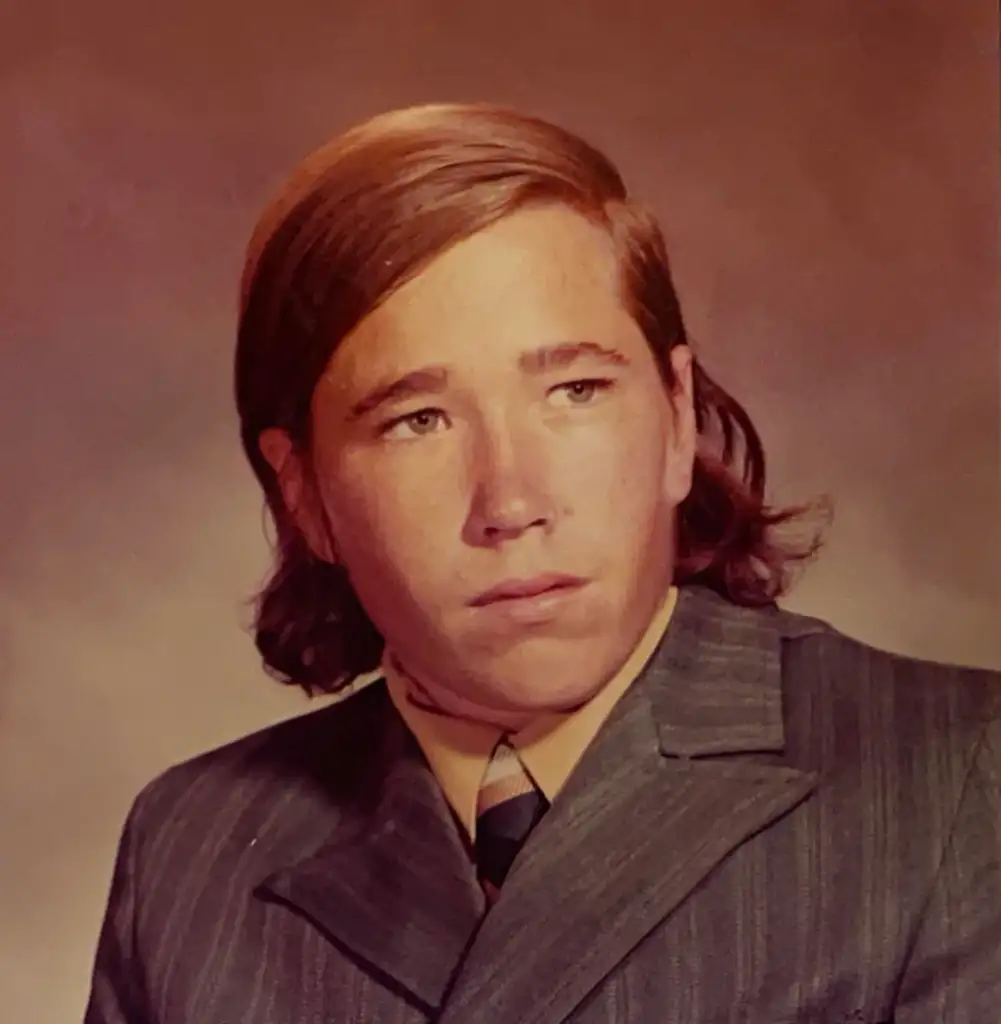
[235,103,826,696]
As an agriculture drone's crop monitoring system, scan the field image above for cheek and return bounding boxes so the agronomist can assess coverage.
[552,415,674,559]
[557,406,668,495]
[319,449,466,577]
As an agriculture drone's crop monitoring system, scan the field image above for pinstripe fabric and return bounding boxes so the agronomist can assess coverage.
[84,586,1001,1024]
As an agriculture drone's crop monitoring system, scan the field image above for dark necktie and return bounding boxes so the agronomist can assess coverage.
[475,738,549,903]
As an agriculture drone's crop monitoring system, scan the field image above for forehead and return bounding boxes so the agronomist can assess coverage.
[327,205,640,384]
[388,205,618,315]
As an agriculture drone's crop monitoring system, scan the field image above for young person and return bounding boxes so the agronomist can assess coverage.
[85,103,1001,1024]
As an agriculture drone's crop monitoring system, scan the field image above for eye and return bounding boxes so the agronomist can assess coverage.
[379,407,448,440]
[549,378,615,406]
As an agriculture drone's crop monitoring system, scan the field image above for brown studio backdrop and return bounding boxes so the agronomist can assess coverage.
[0,2,997,1022]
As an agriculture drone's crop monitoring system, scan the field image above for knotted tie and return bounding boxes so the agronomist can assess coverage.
[475,738,549,903]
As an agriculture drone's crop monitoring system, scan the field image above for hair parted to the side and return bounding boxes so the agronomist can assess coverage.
[235,102,827,696]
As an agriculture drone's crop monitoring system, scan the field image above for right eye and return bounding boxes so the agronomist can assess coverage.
[379,408,449,440]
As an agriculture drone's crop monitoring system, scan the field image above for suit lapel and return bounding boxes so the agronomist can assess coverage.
[259,703,487,1016]
[438,587,819,1024]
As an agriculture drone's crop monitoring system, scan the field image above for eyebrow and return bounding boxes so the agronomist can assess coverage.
[346,340,629,422]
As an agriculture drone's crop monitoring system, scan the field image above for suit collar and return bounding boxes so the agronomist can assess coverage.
[258,586,816,1021]
[648,584,786,757]
[257,711,486,1016]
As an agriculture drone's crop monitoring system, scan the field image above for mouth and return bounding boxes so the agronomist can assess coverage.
[469,573,588,608]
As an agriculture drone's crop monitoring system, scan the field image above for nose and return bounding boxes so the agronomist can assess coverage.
[462,417,556,547]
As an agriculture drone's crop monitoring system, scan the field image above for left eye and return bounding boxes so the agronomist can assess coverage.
[550,379,613,405]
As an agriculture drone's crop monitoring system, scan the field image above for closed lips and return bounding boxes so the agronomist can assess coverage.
[470,575,586,606]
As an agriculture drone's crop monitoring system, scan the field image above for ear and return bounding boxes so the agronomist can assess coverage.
[258,427,337,562]
[663,344,697,505]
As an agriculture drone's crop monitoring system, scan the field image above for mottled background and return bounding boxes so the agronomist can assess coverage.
[1,2,998,1021]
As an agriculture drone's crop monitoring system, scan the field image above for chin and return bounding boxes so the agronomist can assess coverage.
[475,636,618,709]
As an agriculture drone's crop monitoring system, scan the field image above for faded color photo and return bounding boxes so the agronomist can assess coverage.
[1,3,998,1024]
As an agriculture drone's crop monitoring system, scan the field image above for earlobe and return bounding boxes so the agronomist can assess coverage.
[259,428,303,509]
[664,345,697,504]
[258,428,338,563]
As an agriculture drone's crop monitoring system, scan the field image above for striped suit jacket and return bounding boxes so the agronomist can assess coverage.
[84,586,1001,1023]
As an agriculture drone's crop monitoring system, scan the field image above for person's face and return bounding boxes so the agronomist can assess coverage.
[264,205,695,727]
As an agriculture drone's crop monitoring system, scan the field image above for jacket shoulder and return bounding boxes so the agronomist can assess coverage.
[773,602,1001,734]
[124,680,391,857]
